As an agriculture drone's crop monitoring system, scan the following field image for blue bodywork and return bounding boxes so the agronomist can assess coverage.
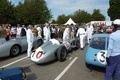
[85,34,110,68]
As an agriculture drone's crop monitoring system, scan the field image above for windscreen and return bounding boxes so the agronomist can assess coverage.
[90,37,106,50]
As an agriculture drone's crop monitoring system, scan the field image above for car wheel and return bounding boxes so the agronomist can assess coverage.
[57,46,67,62]
[10,45,20,56]
[85,63,92,69]
[75,40,80,49]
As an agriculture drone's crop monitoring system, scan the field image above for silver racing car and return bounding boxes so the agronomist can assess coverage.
[0,37,43,58]
[31,38,80,64]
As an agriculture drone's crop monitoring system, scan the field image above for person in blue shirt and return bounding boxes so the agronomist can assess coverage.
[104,19,120,80]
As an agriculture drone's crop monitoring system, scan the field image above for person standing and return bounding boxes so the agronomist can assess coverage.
[51,25,56,38]
[26,25,34,58]
[104,19,120,80]
[76,25,86,50]
[16,24,22,38]
[43,23,51,42]
[5,26,11,41]
[63,26,71,41]
[33,25,38,37]
[0,25,6,38]
[37,25,42,38]
[57,25,63,39]
[70,23,75,39]
[86,23,94,44]
[11,26,17,38]
[20,25,26,36]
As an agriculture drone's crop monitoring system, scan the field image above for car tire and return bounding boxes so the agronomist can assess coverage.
[85,63,92,69]
[57,46,67,62]
[10,45,20,56]
[75,40,80,49]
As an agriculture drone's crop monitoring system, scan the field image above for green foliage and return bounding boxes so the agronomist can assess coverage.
[15,0,52,25]
[56,14,68,24]
[51,19,57,24]
[0,0,106,25]
[55,9,105,24]
[108,0,120,20]
[0,0,15,24]
[91,9,105,21]
[0,0,52,25]
[72,9,91,24]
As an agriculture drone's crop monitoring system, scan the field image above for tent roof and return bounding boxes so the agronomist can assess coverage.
[64,18,76,25]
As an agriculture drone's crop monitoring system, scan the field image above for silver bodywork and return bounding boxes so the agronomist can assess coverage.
[31,38,79,64]
[0,37,43,58]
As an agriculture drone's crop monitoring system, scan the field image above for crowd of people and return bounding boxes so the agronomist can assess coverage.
[1,21,114,54]
[0,22,95,57]
[0,22,111,41]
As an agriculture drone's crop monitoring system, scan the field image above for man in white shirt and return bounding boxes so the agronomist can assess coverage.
[51,25,56,38]
[37,25,42,38]
[16,24,22,38]
[43,23,51,43]
[63,26,71,41]
[76,25,86,50]
[86,23,94,44]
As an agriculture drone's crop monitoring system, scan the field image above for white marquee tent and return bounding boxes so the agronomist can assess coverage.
[64,18,76,25]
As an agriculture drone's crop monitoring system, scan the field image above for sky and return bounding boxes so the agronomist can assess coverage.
[9,0,110,21]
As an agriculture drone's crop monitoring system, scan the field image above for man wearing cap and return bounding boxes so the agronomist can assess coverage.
[104,19,120,80]
[26,25,34,58]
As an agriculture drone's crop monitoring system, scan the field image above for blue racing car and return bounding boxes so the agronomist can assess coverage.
[85,34,110,68]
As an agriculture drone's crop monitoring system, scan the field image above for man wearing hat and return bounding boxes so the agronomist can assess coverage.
[104,19,120,80]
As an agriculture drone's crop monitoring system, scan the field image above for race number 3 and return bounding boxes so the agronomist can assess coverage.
[97,50,107,65]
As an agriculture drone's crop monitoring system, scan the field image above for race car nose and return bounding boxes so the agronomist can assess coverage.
[32,50,43,59]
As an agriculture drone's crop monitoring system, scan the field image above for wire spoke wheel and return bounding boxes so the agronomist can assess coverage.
[10,45,20,56]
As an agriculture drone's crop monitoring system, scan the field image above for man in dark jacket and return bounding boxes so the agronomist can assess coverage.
[21,25,26,36]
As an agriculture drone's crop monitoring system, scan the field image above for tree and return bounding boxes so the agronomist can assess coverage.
[51,19,57,24]
[108,0,120,20]
[91,9,105,21]
[56,14,68,24]
[15,0,52,25]
[72,9,91,24]
[56,9,92,25]
[0,0,15,24]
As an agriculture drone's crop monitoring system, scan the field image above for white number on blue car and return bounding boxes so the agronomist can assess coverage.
[97,50,107,65]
